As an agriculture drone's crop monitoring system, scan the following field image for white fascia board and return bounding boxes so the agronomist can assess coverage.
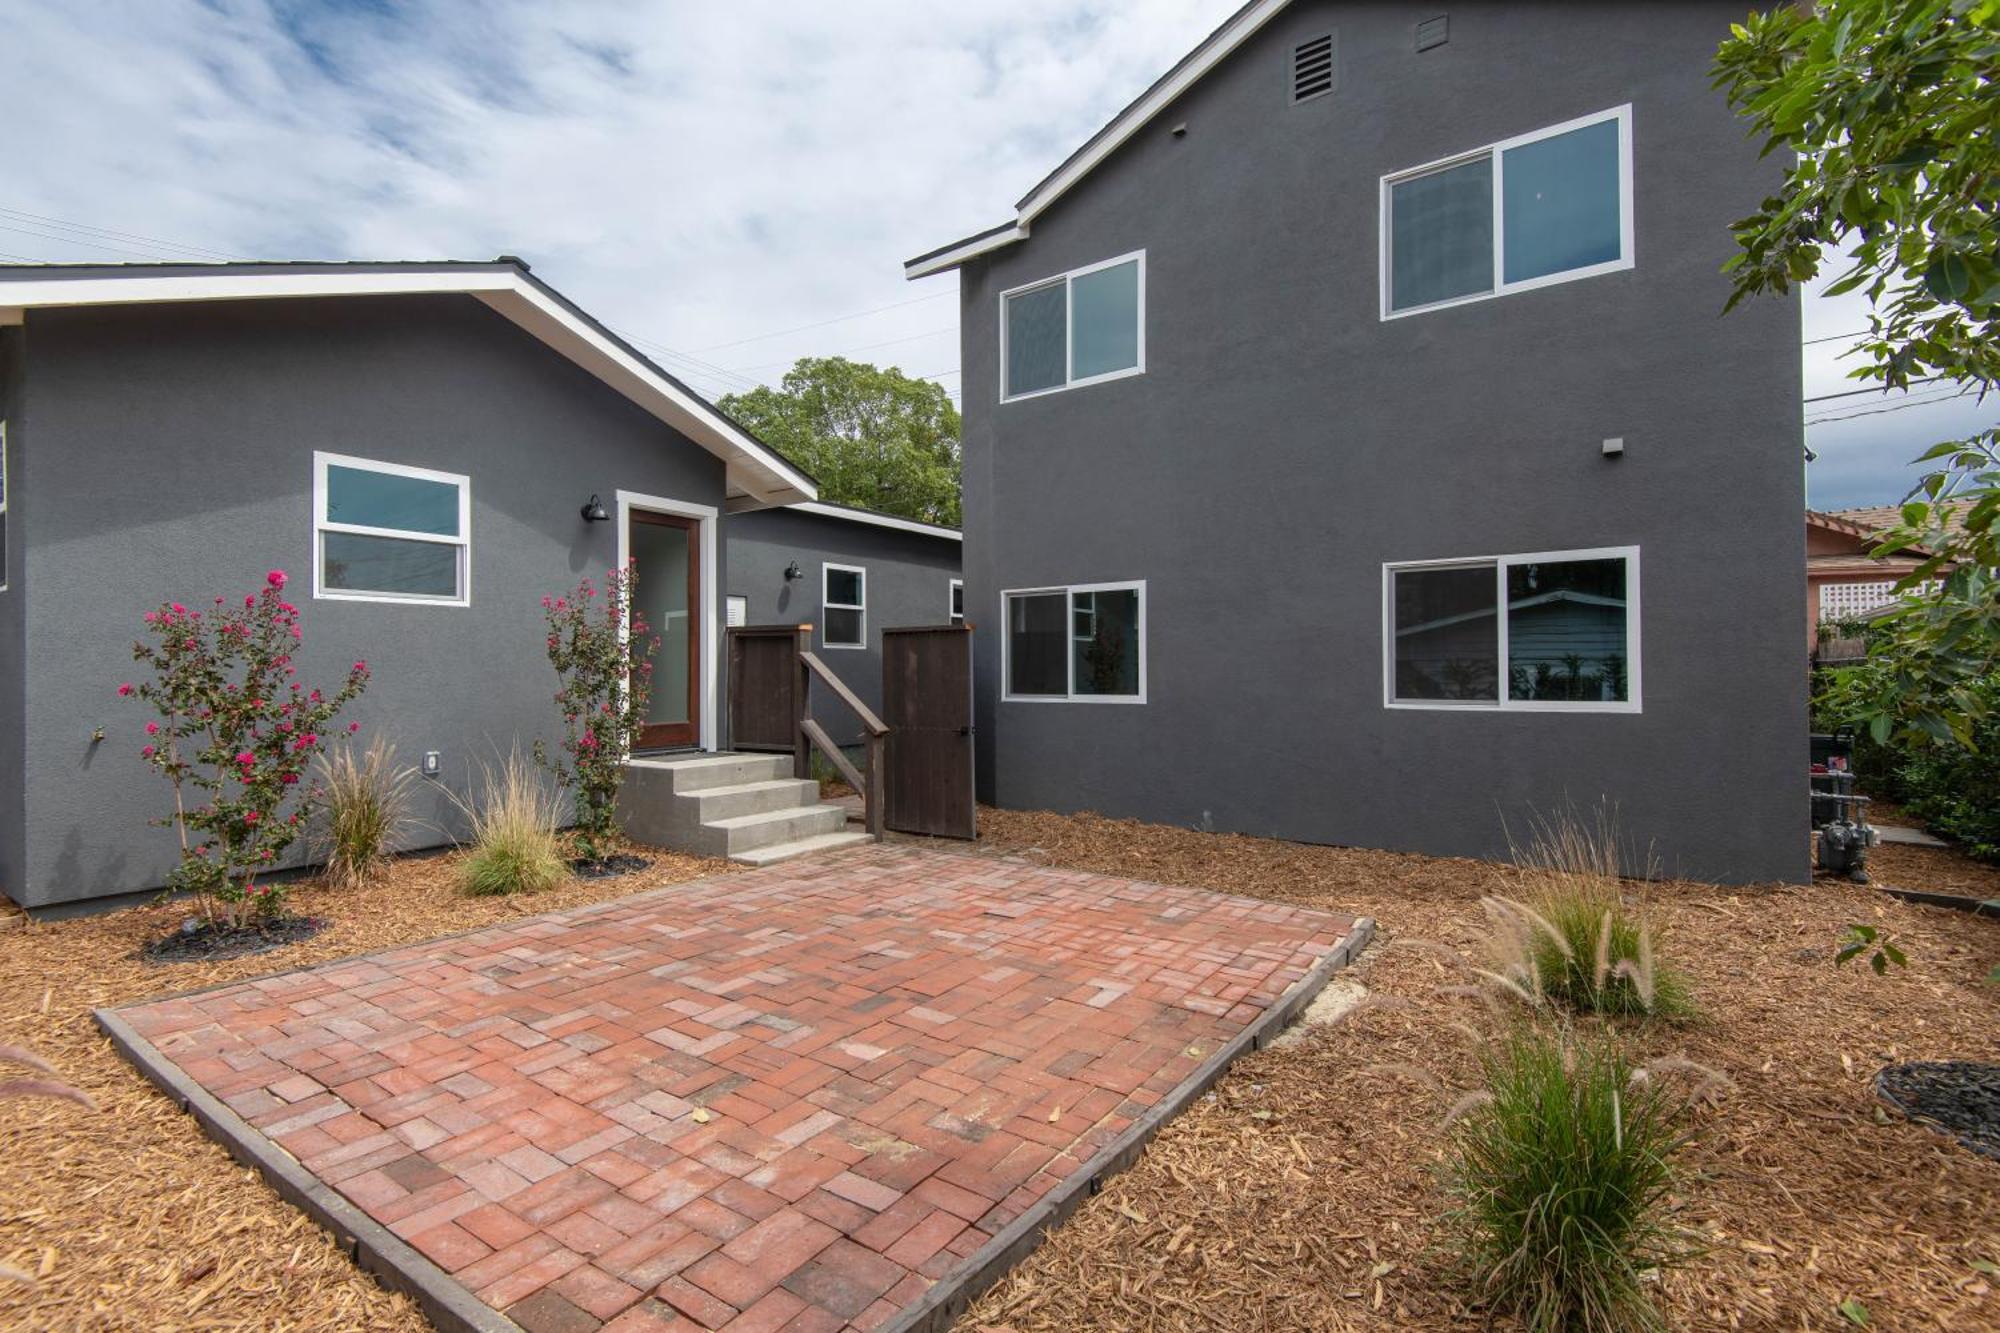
[904,225,1030,280]
[0,266,816,504]
[789,501,962,542]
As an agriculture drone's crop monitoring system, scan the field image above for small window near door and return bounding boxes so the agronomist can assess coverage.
[1003,581,1146,701]
[313,451,470,605]
[726,594,748,628]
[823,563,865,648]
[949,578,964,625]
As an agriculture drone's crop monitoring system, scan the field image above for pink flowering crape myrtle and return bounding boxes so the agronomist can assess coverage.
[124,568,369,929]
[538,560,659,861]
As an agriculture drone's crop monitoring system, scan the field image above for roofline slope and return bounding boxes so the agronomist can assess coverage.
[0,259,816,505]
[905,0,1292,279]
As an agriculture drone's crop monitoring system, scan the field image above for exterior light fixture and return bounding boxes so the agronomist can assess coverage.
[581,494,609,522]
[784,561,803,582]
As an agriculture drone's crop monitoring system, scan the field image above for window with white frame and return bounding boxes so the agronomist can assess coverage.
[949,578,964,625]
[1001,252,1144,400]
[1385,548,1638,711]
[0,421,9,592]
[823,563,865,648]
[1382,106,1632,318]
[313,452,470,605]
[1003,581,1145,701]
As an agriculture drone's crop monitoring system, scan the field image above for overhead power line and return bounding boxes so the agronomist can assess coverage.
[688,291,955,354]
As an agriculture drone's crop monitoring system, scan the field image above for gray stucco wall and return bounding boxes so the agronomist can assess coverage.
[0,326,26,904]
[955,1,1808,883]
[13,293,728,909]
[725,507,961,747]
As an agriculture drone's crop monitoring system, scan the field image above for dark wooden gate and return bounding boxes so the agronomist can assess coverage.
[881,625,975,839]
[727,626,799,752]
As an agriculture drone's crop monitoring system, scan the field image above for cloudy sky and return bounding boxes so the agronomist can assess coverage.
[0,0,1980,509]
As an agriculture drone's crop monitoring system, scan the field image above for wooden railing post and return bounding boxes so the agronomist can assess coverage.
[792,624,811,781]
[864,731,885,841]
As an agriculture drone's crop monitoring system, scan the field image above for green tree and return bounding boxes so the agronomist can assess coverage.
[1715,0,1999,748]
[722,356,962,525]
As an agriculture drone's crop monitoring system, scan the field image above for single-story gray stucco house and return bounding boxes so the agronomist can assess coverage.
[0,260,950,913]
[726,501,962,748]
[905,0,1808,884]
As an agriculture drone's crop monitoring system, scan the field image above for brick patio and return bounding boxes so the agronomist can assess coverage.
[109,846,1356,1332]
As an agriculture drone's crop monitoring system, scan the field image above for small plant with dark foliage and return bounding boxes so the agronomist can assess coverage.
[1836,922,1909,975]
[1445,1027,1700,1333]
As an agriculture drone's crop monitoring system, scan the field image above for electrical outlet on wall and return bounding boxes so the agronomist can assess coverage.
[423,751,442,778]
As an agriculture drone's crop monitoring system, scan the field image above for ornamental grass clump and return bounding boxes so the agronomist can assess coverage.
[1491,809,1690,1019]
[1446,1027,1699,1333]
[457,750,568,897]
[122,569,368,930]
[311,738,417,891]
[538,561,659,862]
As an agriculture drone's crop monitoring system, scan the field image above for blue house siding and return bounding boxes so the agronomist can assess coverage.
[945,1,1807,883]
[9,294,729,910]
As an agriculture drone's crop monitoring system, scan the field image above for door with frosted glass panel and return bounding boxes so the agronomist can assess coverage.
[628,510,698,749]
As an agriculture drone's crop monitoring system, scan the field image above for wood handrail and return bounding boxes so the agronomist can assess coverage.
[799,651,889,737]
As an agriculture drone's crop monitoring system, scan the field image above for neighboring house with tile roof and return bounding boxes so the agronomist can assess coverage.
[1806,502,1968,653]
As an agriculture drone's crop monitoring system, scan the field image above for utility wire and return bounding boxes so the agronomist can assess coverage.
[688,290,954,354]
[0,205,243,261]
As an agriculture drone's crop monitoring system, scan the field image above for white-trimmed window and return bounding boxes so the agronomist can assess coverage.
[1385,547,1639,712]
[0,420,9,592]
[313,451,470,606]
[949,578,964,626]
[822,563,865,648]
[1001,251,1145,401]
[1003,581,1145,702]
[1381,106,1633,318]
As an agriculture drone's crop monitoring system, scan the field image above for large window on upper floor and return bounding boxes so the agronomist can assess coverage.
[1001,252,1145,401]
[313,452,470,605]
[1384,547,1639,712]
[1381,106,1633,318]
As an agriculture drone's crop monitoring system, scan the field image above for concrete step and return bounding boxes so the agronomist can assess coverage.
[684,778,823,824]
[626,752,791,794]
[730,830,875,867]
[700,803,850,857]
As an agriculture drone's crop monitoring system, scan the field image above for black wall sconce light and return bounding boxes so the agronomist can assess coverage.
[580,494,609,522]
[784,561,803,582]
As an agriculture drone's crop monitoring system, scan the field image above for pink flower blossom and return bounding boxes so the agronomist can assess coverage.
[171,603,186,615]
[145,721,160,736]
[281,772,299,784]
[117,682,134,696]
[352,660,368,673]
[267,569,287,590]
[541,596,553,609]
[235,751,255,766]
[140,744,156,758]
[347,721,361,733]
[243,811,260,824]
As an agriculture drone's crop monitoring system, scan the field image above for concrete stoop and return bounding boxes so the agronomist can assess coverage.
[620,753,872,865]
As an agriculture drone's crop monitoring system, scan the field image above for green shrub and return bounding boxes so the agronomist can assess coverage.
[1446,1028,1695,1333]
[312,738,417,890]
[1490,812,1690,1019]
[1819,671,2000,861]
[457,752,568,897]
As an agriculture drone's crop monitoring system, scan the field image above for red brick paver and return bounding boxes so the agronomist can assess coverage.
[114,846,1353,1331]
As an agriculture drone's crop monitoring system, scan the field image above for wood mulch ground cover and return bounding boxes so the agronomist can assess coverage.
[5,817,1997,1331]
[0,844,727,1332]
[954,811,2000,1333]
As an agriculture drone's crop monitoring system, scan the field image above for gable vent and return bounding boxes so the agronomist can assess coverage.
[1292,33,1335,103]
[1416,16,1449,52]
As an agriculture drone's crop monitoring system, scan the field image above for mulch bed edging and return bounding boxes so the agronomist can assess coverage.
[94,1004,523,1333]
[881,916,1378,1333]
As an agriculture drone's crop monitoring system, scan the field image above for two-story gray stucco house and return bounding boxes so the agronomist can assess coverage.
[906,0,1807,883]
[0,260,954,913]
[725,501,962,748]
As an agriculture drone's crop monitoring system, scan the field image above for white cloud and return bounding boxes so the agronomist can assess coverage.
[0,0,1224,404]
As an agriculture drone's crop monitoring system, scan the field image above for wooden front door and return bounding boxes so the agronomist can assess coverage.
[629,509,699,749]
[882,624,975,839]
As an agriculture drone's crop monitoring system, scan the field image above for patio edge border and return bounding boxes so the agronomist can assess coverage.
[93,1005,523,1333]
[880,913,1378,1333]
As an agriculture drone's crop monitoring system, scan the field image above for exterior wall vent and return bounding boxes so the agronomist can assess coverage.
[1292,33,1335,103]
[1416,16,1449,51]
